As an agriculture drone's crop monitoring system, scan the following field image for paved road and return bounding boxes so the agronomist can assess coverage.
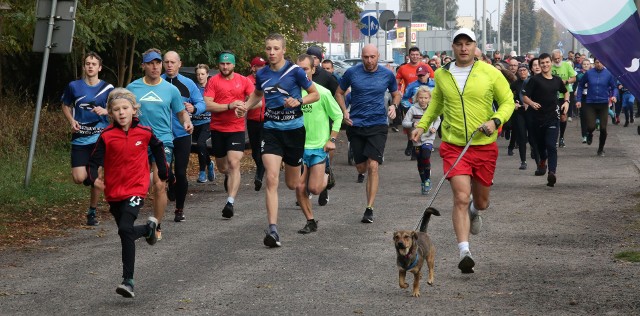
[1,119,639,315]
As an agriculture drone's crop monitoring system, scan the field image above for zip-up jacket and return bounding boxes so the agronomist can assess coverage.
[576,68,618,104]
[162,73,206,136]
[402,102,441,146]
[85,118,169,202]
[416,60,514,146]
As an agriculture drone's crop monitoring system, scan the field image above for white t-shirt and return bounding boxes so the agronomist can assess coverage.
[450,62,473,93]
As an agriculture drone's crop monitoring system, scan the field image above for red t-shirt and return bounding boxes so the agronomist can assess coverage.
[246,74,266,122]
[204,73,255,132]
[396,62,434,93]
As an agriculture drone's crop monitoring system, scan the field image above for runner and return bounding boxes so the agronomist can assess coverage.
[411,28,514,273]
[193,64,216,184]
[126,48,193,240]
[235,33,319,247]
[246,56,267,191]
[162,51,206,222]
[204,51,255,219]
[335,44,401,224]
[551,49,576,148]
[61,51,114,226]
[294,54,343,234]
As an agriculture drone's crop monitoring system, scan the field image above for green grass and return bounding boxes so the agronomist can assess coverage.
[614,251,640,263]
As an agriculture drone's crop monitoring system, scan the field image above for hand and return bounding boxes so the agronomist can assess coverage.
[411,128,424,142]
[183,121,194,134]
[184,102,194,114]
[93,178,105,190]
[530,102,542,110]
[387,105,397,120]
[611,97,617,104]
[92,106,108,116]
[515,100,521,109]
[479,120,498,136]
[235,104,247,118]
[342,111,353,126]
[70,120,80,132]
[323,140,336,152]
[561,102,569,115]
[429,127,437,134]
[283,97,300,108]
[576,102,582,109]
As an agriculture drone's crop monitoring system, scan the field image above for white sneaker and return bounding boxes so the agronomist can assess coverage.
[469,199,483,235]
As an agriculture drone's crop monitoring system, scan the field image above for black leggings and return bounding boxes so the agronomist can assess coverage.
[511,109,528,162]
[525,109,540,165]
[583,103,609,152]
[109,197,148,280]
[172,135,192,209]
[192,124,211,171]
[247,119,264,180]
[413,144,432,182]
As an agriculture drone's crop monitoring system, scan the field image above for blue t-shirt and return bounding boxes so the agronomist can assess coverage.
[127,78,184,148]
[162,73,207,137]
[402,79,434,108]
[255,61,312,130]
[61,79,114,145]
[339,64,397,127]
[194,84,211,126]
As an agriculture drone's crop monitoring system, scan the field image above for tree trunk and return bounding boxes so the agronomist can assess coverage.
[126,36,136,86]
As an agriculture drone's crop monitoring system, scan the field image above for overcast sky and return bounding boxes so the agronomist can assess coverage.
[364,0,540,29]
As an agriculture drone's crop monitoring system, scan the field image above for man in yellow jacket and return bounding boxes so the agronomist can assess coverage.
[411,28,514,274]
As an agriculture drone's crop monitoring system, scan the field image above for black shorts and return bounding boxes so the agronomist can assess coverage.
[71,143,96,168]
[211,131,245,158]
[261,127,305,166]
[346,125,388,164]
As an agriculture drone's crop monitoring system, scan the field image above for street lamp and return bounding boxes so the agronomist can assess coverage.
[487,9,496,51]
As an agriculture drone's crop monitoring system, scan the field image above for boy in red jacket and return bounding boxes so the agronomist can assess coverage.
[85,88,169,298]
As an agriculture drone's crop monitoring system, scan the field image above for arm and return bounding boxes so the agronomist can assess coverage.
[610,74,619,102]
[62,104,80,131]
[177,110,193,134]
[491,74,516,126]
[323,95,344,152]
[402,106,415,129]
[334,86,351,126]
[388,90,401,120]
[188,82,206,116]
[149,133,169,181]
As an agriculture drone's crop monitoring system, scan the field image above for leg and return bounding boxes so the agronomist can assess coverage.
[595,104,609,153]
[172,135,191,210]
[544,122,559,173]
[365,159,380,208]
[515,112,528,164]
[411,270,422,297]
[450,175,472,244]
[295,165,313,221]
[398,270,408,289]
[226,150,244,198]
[247,120,265,183]
[262,154,283,225]
[427,250,435,285]
[151,162,167,224]
[110,198,147,281]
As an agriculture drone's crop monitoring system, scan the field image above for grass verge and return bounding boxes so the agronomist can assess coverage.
[614,251,640,263]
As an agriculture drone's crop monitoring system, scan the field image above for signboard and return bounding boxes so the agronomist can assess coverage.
[360,15,379,36]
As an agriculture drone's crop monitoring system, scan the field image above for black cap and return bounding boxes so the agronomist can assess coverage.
[306,46,323,60]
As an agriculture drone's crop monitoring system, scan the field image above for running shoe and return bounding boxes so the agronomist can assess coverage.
[318,188,329,206]
[297,220,318,234]
[326,166,335,190]
[86,211,99,226]
[582,136,587,144]
[547,171,556,187]
[597,150,605,157]
[357,173,365,183]
[197,171,207,183]
[254,176,263,191]
[391,126,400,132]
[263,230,281,248]
[421,179,431,195]
[469,203,483,235]
[145,217,158,245]
[116,279,135,298]
[167,180,176,202]
[507,148,514,156]
[458,250,475,274]
[361,207,374,223]
[207,161,216,181]
[586,133,593,145]
[174,209,185,222]
[222,202,234,219]
[559,137,566,148]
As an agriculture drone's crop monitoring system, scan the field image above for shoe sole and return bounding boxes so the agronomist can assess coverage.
[222,208,234,219]
[146,217,158,245]
[470,214,483,235]
[116,285,135,298]
[174,217,185,222]
[263,234,281,247]
[361,217,373,223]
[318,190,329,206]
[458,255,475,274]
[547,173,556,187]
[197,179,207,183]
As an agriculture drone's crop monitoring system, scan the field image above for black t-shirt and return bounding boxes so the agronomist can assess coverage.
[312,67,338,96]
[524,74,567,123]
[511,78,526,112]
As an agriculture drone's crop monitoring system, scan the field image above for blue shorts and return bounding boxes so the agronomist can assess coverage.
[302,148,328,167]
[149,145,174,165]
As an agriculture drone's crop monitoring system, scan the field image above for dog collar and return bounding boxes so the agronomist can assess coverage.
[402,253,420,270]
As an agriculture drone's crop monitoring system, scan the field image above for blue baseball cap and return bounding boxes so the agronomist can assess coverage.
[142,51,162,63]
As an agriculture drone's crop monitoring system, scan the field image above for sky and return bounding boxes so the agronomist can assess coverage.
[364,0,540,29]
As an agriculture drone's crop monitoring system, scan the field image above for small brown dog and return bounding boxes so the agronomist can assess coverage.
[393,230,435,297]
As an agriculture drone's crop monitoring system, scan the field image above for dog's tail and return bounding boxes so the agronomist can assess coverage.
[417,207,441,233]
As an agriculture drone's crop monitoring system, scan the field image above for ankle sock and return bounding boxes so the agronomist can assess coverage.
[458,242,470,255]
[227,197,235,204]
[87,207,96,215]
[269,224,277,234]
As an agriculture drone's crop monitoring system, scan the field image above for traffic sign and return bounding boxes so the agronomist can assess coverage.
[360,16,379,36]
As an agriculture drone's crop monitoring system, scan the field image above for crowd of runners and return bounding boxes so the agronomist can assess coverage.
[61,29,629,297]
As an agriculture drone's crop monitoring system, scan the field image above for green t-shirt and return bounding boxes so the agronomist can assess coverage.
[301,83,343,149]
[552,61,577,97]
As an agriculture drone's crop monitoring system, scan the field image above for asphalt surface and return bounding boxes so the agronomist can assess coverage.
[1,118,639,315]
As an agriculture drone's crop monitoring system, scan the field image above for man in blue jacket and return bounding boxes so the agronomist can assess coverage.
[576,57,618,156]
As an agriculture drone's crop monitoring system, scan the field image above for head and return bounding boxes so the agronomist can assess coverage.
[414,86,431,109]
[568,51,575,61]
[551,49,563,66]
[265,33,286,66]
[250,56,267,74]
[141,48,163,81]
[494,62,516,82]
[528,57,541,74]
[508,58,519,74]
[195,64,209,87]
[593,57,604,70]
[107,88,140,129]
[517,63,529,80]
[361,44,380,72]
[82,52,103,79]
[409,47,422,65]
[451,28,477,67]
[443,56,452,64]
[493,51,502,62]
[431,55,441,67]
[321,59,334,74]
[163,51,181,78]
[575,54,584,65]
[539,53,553,75]
[217,51,236,78]
[581,58,591,71]
[416,65,429,83]
[306,46,323,67]
[526,53,535,62]
[296,54,315,80]
[393,230,417,256]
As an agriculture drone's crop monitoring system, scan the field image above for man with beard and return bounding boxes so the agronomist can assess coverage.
[204,51,255,219]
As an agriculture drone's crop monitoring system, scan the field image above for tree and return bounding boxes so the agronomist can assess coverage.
[534,9,559,56]
[412,0,459,29]
[499,0,536,54]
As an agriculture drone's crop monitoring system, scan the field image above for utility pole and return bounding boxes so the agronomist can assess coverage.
[482,0,486,53]
[511,0,514,53]
[497,0,501,53]
[444,0,447,29]
[405,0,411,56]
[517,0,521,55]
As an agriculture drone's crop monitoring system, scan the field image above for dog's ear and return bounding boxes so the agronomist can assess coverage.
[411,231,418,241]
[393,231,399,240]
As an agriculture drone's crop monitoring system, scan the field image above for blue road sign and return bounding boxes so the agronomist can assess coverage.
[360,16,379,37]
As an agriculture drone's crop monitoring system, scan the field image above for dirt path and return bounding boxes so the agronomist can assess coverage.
[1,119,639,315]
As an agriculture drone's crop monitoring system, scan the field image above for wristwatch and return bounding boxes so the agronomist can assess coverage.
[296,97,304,106]
[492,118,502,128]
[330,137,337,143]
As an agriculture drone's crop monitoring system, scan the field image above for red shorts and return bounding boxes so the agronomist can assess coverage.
[439,142,498,187]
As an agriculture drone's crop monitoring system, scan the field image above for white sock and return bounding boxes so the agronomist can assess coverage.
[469,202,478,215]
[458,242,470,255]
[227,197,235,204]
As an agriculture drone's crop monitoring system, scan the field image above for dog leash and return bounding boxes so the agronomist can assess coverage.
[415,129,481,232]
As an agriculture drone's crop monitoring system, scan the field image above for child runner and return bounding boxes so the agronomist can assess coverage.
[402,86,441,194]
[84,88,168,298]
